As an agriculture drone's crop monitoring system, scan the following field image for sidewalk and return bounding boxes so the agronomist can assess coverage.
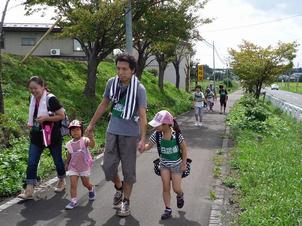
[0,91,242,226]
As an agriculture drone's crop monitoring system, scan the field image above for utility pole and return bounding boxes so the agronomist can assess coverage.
[0,0,11,114]
[212,41,216,92]
[125,0,133,55]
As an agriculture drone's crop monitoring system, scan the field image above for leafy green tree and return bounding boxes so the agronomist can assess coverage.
[153,41,176,90]
[24,0,158,97]
[133,0,210,80]
[172,42,193,89]
[229,40,298,99]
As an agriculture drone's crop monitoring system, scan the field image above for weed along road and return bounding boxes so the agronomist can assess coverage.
[0,91,242,226]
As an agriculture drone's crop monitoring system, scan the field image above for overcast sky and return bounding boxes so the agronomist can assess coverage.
[1,0,302,69]
[195,0,302,68]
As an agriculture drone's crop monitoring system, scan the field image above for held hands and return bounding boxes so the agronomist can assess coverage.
[85,124,94,137]
[86,130,94,140]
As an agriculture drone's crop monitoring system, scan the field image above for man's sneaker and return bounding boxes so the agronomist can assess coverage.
[117,200,131,217]
[161,208,172,220]
[198,122,203,126]
[177,193,184,208]
[65,201,78,210]
[88,186,96,201]
[113,190,123,209]
[194,122,198,126]
[54,179,66,193]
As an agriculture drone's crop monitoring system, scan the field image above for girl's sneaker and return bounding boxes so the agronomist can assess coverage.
[161,208,172,220]
[88,186,96,201]
[65,201,78,210]
[177,193,184,208]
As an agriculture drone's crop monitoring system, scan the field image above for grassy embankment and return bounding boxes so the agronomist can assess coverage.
[0,54,192,197]
[225,95,302,225]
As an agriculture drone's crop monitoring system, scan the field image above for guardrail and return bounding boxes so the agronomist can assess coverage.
[266,94,302,121]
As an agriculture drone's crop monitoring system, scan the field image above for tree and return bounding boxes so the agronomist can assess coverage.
[0,0,11,114]
[133,0,210,80]
[24,0,159,97]
[153,41,176,90]
[229,40,298,99]
[183,48,195,92]
[172,42,192,89]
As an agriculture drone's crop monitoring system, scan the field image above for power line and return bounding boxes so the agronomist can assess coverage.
[201,39,227,67]
[214,47,226,66]
[201,14,302,33]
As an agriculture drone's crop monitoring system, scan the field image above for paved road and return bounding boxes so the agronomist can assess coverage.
[0,91,242,226]
[265,88,302,108]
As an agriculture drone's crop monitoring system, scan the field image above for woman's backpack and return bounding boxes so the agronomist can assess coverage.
[46,93,70,137]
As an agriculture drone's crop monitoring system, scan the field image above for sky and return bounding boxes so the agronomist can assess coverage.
[195,0,302,68]
[1,0,302,69]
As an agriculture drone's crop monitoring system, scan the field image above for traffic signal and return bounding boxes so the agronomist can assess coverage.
[197,64,204,81]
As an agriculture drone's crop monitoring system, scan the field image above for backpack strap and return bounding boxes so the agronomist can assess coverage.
[46,93,55,110]
[155,131,162,156]
[79,137,85,150]
[175,131,180,150]
[66,141,73,153]
[80,137,93,167]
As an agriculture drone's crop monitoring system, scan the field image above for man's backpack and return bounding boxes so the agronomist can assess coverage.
[46,94,70,137]
[220,89,226,97]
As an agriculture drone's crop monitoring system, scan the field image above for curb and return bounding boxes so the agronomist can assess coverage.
[0,109,192,213]
[208,126,230,226]
[0,152,104,212]
[266,93,302,121]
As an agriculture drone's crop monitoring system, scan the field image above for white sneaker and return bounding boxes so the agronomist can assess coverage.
[117,200,131,217]
[198,122,203,126]
[194,122,198,126]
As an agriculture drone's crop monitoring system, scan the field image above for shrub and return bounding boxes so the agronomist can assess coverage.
[0,138,28,196]
[0,114,23,148]
[146,68,158,77]
[223,79,233,88]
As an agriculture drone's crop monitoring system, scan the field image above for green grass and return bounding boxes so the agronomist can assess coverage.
[227,98,302,226]
[0,53,192,196]
[277,82,302,94]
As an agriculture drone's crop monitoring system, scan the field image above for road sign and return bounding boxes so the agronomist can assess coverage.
[197,64,204,81]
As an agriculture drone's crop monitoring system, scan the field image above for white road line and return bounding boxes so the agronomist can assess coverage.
[0,152,104,212]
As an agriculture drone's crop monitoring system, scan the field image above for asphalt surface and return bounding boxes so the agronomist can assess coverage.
[0,91,242,226]
[265,88,302,108]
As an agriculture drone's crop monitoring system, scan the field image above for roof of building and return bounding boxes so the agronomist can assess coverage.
[3,23,61,32]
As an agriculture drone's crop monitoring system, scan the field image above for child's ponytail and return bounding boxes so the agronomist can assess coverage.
[172,119,181,133]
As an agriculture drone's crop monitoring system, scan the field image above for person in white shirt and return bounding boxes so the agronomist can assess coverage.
[192,85,205,126]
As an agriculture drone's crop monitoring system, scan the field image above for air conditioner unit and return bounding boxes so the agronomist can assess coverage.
[50,49,60,56]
